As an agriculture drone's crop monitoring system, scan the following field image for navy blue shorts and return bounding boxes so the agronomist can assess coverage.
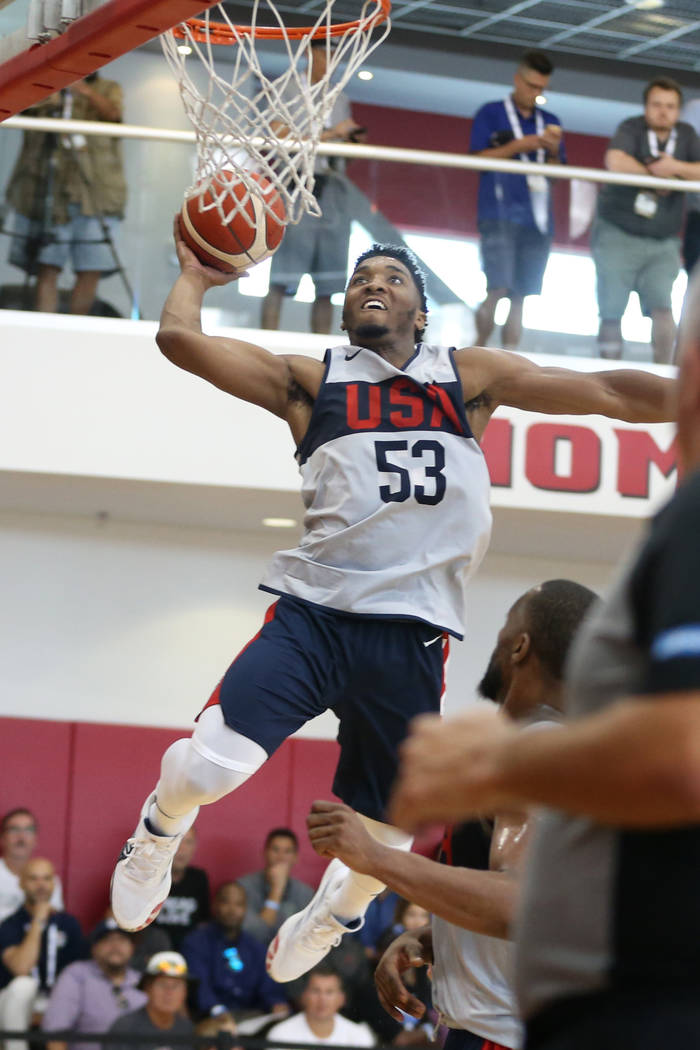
[201,595,448,821]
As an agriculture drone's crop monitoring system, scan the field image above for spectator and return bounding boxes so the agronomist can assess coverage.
[155,827,210,950]
[470,50,565,352]
[592,76,700,363]
[681,95,700,275]
[4,73,127,315]
[107,951,194,1050]
[0,809,63,922]
[261,38,366,334]
[266,966,375,1048]
[239,829,313,946]
[0,858,85,1050]
[42,918,145,1050]
[182,881,289,1020]
[375,899,430,958]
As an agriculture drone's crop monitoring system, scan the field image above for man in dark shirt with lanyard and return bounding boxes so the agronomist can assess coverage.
[389,268,700,1048]
[470,50,565,353]
[593,76,700,364]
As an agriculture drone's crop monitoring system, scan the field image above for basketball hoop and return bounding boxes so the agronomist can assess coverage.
[160,1,391,230]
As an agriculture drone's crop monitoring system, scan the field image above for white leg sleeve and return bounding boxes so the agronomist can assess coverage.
[330,816,413,923]
[149,707,267,835]
[0,976,38,1050]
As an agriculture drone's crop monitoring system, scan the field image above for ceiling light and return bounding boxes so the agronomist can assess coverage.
[357,69,373,81]
[262,517,297,528]
[635,0,664,7]
[536,94,547,105]
[177,44,192,55]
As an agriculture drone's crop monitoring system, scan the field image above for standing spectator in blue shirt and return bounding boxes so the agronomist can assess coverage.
[0,859,85,1050]
[469,51,565,352]
[182,881,290,1020]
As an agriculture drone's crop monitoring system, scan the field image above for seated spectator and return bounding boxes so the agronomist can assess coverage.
[107,951,194,1050]
[0,858,85,1050]
[0,809,64,922]
[128,923,172,974]
[376,899,431,958]
[42,918,145,1050]
[369,901,434,1047]
[182,881,289,1021]
[239,829,313,946]
[266,966,375,1047]
[155,827,210,950]
[356,891,399,961]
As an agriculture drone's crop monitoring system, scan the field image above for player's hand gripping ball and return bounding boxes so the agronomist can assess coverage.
[179,170,286,274]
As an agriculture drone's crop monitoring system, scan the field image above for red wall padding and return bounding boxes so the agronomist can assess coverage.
[1,716,440,932]
[348,102,608,250]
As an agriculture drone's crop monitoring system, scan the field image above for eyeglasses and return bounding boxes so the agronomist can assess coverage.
[4,825,37,833]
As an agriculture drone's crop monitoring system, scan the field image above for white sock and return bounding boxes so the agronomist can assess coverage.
[331,815,413,924]
[146,708,267,836]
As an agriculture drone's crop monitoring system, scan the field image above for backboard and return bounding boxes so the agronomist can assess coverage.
[0,0,221,121]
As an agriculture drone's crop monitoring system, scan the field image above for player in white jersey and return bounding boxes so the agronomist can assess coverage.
[111,219,673,987]
[306,580,596,1050]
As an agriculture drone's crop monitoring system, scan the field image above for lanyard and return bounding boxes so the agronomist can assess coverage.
[647,127,677,158]
[504,96,545,164]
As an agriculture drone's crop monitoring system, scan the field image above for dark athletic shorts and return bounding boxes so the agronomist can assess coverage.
[525,987,700,1049]
[200,594,448,821]
[479,219,551,298]
[445,1028,511,1050]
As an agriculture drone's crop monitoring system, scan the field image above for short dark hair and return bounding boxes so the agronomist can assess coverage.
[351,243,428,340]
[521,50,553,76]
[1,809,36,834]
[305,963,344,990]
[643,76,683,105]
[522,579,598,680]
[214,879,246,902]
[264,827,299,850]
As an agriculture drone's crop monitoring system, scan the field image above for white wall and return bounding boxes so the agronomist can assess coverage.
[0,507,619,735]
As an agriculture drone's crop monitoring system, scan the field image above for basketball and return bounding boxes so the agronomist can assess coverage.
[179,170,286,274]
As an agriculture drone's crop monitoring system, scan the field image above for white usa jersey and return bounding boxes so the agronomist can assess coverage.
[260,343,492,638]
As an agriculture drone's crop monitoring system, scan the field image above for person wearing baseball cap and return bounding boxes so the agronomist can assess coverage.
[43,918,145,1050]
[108,951,194,1050]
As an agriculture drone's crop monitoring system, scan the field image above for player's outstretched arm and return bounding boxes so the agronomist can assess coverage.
[456,346,676,424]
[307,801,517,937]
[388,695,700,833]
[155,218,293,419]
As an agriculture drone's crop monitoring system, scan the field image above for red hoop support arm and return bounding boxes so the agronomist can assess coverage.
[0,0,222,122]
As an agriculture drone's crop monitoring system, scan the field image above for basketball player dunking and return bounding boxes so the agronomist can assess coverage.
[111,220,674,985]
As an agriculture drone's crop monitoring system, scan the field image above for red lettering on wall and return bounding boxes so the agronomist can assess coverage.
[346,384,381,430]
[426,385,463,433]
[481,418,513,488]
[525,423,601,493]
[615,430,678,498]
[389,377,425,428]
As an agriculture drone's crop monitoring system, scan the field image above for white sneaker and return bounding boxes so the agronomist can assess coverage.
[266,858,363,982]
[110,793,197,931]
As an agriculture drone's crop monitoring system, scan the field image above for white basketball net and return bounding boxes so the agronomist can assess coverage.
[161,1,391,228]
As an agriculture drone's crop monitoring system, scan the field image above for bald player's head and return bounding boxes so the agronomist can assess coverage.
[677,270,700,472]
[20,857,55,907]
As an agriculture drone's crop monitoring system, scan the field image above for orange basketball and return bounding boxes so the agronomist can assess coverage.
[179,170,286,273]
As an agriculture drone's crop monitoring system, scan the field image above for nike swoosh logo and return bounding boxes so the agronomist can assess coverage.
[423,635,443,647]
[345,349,362,360]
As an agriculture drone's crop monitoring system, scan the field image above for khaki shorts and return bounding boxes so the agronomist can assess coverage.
[591,216,680,320]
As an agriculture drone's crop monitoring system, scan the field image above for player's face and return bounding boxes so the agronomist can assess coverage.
[644,88,680,133]
[342,257,426,347]
[513,66,549,111]
[302,974,345,1021]
[478,599,526,703]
